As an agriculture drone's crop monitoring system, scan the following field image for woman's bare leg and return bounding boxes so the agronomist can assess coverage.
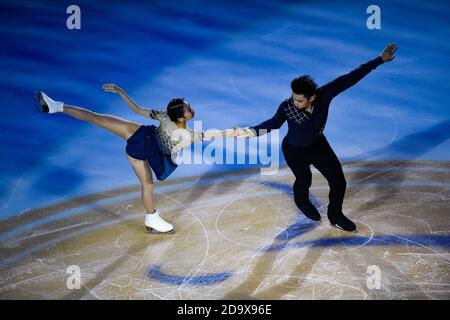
[127,154,155,214]
[63,104,140,140]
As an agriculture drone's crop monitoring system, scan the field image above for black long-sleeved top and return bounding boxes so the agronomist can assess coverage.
[249,56,385,146]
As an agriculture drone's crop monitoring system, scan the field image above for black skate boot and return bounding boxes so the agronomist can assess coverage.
[329,213,357,232]
[295,198,321,221]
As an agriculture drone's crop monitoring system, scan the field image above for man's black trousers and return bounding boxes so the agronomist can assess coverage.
[282,135,347,220]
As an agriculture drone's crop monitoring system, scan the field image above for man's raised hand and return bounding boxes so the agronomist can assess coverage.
[380,43,398,62]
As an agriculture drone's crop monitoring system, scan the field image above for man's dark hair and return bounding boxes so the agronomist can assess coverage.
[291,75,318,98]
[167,98,186,122]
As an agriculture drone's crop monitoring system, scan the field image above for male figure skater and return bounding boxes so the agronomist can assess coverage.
[236,43,398,232]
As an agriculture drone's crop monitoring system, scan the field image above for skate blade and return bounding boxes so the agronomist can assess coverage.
[33,91,48,113]
[33,92,42,113]
[146,226,175,234]
[330,223,358,233]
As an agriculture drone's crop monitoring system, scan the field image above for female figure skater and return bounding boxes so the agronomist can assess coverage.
[35,84,236,233]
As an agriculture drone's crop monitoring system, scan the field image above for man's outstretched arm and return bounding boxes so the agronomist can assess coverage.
[321,43,398,103]
[230,103,287,139]
[247,102,287,137]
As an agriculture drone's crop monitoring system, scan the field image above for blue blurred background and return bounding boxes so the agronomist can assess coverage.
[1,0,449,219]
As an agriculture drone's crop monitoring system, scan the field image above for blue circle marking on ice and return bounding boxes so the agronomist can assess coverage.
[147,265,232,285]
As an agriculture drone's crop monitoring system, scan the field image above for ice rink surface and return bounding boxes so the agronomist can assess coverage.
[0,161,448,299]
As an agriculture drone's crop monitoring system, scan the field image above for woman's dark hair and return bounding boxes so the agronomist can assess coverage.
[291,75,318,98]
[167,98,186,122]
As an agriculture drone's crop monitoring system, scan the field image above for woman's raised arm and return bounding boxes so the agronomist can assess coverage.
[102,83,154,118]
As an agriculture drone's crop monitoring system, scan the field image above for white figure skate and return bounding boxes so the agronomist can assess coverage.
[35,91,64,113]
[145,210,174,234]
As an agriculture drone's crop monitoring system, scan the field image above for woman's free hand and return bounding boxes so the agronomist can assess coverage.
[102,83,124,94]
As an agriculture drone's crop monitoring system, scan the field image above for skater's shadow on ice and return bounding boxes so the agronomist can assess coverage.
[255,244,325,299]
[347,119,450,214]
[260,181,322,241]
[61,240,152,300]
[262,181,324,219]
[223,229,325,300]
[182,166,247,209]
[274,218,318,242]
[224,182,323,299]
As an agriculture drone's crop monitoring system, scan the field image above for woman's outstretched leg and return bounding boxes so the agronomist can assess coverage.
[127,155,174,233]
[63,105,139,140]
[36,91,139,140]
